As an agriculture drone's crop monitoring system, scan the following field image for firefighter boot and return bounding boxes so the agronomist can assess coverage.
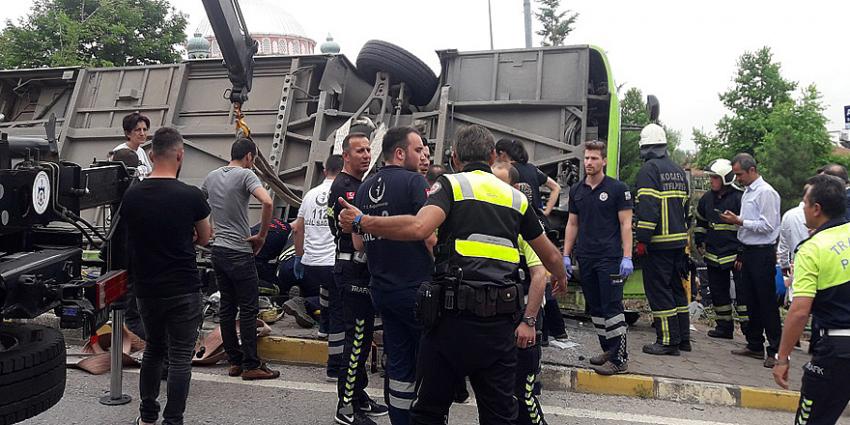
[642,317,680,356]
[708,319,734,339]
[677,312,692,352]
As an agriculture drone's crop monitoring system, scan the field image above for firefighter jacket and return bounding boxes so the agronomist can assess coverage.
[426,162,544,284]
[694,187,743,269]
[635,153,690,250]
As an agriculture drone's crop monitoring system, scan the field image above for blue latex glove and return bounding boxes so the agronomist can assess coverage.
[562,256,573,280]
[293,256,304,280]
[620,257,634,278]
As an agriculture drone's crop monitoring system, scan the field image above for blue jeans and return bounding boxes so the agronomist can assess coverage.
[137,292,203,425]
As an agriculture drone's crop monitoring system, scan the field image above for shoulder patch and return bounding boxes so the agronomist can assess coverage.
[429,181,442,195]
[624,191,632,201]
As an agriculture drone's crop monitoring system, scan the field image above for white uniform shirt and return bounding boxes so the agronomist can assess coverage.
[297,179,336,266]
[777,202,809,270]
[112,142,152,179]
[737,176,781,245]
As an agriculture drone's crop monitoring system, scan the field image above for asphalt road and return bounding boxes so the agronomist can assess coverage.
[19,363,840,425]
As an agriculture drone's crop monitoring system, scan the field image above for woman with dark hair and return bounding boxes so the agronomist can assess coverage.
[113,112,153,179]
[495,139,561,216]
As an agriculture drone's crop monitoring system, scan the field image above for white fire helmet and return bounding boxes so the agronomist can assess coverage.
[638,123,667,147]
[705,158,735,186]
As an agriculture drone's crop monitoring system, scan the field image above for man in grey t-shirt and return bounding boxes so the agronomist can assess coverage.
[202,137,279,380]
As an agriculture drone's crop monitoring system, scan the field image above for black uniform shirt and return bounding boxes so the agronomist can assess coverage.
[327,171,362,255]
[355,165,433,293]
[568,175,633,259]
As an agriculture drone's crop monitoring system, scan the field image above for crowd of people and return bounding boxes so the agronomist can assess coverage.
[112,110,850,425]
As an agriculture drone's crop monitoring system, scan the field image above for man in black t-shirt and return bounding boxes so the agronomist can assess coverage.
[122,127,211,425]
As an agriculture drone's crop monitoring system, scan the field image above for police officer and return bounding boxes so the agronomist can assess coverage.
[352,126,434,425]
[327,133,388,425]
[562,140,634,374]
[773,174,850,424]
[492,162,549,425]
[694,159,745,339]
[337,125,566,425]
[634,123,691,356]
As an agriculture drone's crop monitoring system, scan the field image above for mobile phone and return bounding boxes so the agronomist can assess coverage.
[714,208,723,214]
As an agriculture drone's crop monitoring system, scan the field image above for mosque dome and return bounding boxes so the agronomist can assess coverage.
[198,0,316,58]
[186,32,211,59]
[320,34,340,54]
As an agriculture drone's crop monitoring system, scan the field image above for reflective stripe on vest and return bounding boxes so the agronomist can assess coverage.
[455,233,520,264]
[446,171,528,214]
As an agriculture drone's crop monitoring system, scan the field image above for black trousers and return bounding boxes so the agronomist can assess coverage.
[578,256,628,364]
[541,283,567,340]
[739,245,781,355]
[410,313,517,425]
[515,335,546,425]
[795,337,850,425]
[335,260,374,415]
[212,246,261,370]
[707,265,745,332]
[643,248,689,346]
[312,264,344,376]
[137,293,203,425]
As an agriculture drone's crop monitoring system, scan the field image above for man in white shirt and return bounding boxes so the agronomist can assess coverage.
[113,112,154,179]
[778,201,809,275]
[720,153,782,367]
[293,154,344,379]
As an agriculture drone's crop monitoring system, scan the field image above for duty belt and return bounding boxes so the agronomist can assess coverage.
[442,281,523,318]
[337,252,367,263]
[820,329,850,337]
[742,243,775,250]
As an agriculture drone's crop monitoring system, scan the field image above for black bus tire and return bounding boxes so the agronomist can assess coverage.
[356,40,438,106]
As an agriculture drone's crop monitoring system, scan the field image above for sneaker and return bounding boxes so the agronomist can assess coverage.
[317,331,329,339]
[283,298,316,328]
[228,365,243,377]
[679,341,693,352]
[357,397,389,417]
[134,417,155,425]
[242,363,281,380]
[763,357,778,368]
[553,333,569,342]
[592,360,628,376]
[642,343,680,356]
[589,352,610,366]
[731,347,764,360]
[334,412,377,425]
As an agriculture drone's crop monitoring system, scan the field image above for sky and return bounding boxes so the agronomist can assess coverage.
[3,0,849,151]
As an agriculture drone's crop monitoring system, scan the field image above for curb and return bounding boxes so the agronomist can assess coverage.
[257,336,327,366]
[540,364,800,413]
[257,336,801,412]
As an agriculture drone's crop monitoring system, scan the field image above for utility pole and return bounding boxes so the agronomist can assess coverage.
[523,0,532,48]
[488,0,495,50]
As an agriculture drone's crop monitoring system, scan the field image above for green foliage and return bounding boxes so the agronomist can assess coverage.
[534,0,578,47]
[0,0,187,68]
[758,85,833,211]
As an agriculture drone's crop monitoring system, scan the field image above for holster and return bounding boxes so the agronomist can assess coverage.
[415,281,444,330]
[456,280,523,319]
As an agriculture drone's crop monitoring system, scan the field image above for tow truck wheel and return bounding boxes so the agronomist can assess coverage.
[0,323,66,425]
[356,39,439,106]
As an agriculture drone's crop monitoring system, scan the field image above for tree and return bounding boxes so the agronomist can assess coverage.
[758,85,833,211]
[714,47,797,158]
[534,0,578,47]
[0,0,187,68]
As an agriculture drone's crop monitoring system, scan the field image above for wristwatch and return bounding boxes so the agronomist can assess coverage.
[352,214,364,235]
[522,316,537,327]
[774,353,791,365]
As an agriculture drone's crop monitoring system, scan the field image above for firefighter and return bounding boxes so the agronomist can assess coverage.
[773,174,850,424]
[336,125,566,425]
[562,140,634,375]
[694,159,746,339]
[351,126,434,425]
[634,123,691,356]
[327,133,388,425]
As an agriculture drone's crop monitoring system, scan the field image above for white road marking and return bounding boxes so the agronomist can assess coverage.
[126,369,738,425]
